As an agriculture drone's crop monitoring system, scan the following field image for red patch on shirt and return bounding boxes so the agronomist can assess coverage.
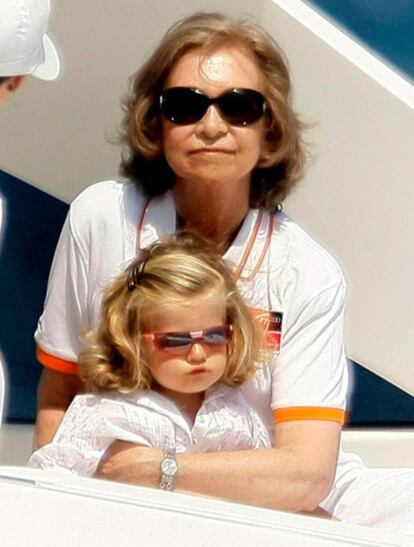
[250,308,283,354]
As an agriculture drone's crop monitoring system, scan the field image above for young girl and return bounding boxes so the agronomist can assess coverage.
[29,233,271,478]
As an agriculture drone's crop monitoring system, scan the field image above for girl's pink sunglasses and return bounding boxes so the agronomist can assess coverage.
[141,325,232,352]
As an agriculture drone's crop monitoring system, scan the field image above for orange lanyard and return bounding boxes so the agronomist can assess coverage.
[232,210,274,283]
[136,197,152,251]
[136,198,275,283]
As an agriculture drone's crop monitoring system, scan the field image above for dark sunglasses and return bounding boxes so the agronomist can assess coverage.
[159,87,266,126]
[142,325,232,353]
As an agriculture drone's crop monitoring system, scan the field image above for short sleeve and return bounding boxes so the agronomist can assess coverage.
[28,395,111,476]
[28,395,158,476]
[34,210,89,374]
[272,281,349,424]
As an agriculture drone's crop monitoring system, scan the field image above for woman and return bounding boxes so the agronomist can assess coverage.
[35,13,414,532]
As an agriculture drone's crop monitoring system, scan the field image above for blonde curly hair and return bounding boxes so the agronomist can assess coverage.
[80,232,260,392]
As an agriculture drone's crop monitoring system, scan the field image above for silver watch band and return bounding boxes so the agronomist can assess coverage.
[159,449,178,491]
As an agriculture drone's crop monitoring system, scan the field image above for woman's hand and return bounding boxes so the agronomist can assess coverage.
[95,441,163,486]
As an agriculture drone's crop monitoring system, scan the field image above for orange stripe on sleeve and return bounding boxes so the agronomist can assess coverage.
[36,346,79,375]
[273,407,346,424]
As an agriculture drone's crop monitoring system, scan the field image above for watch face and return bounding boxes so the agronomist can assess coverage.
[161,457,178,477]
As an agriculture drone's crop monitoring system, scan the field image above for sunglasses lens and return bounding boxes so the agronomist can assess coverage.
[156,333,193,350]
[219,90,265,125]
[152,326,231,352]
[160,88,208,125]
[203,326,230,346]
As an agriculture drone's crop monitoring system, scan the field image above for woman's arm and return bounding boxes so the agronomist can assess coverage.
[36,368,84,448]
[34,202,91,448]
[97,419,341,512]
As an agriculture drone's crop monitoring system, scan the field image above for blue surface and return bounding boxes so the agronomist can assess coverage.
[309,0,414,79]
[0,170,68,422]
[348,362,414,426]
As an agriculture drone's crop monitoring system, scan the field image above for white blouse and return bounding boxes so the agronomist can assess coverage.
[28,383,272,476]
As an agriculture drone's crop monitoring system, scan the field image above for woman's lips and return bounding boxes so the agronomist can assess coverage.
[190,148,235,155]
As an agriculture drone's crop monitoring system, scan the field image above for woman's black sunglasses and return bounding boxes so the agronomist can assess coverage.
[159,87,266,126]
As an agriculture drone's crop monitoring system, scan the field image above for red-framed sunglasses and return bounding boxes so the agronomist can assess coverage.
[141,325,232,352]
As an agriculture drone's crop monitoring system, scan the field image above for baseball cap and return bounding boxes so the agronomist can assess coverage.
[0,0,60,81]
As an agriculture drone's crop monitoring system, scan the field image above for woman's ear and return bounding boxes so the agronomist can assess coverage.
[0,75,27,105]
[7,75,27,92]
[257,131,274,168]
[257,151,274,169]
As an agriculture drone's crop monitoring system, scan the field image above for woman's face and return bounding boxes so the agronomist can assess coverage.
[161,45,268,189]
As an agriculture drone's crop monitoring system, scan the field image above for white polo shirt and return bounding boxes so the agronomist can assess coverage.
[37,178,350,419]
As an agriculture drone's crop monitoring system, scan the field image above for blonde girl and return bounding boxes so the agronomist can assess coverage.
[29,233,271,477]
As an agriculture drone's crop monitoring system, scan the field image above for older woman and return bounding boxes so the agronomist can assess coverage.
[35,13,414,533]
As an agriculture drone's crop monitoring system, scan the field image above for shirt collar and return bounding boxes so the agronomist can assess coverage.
[137,192,273,279]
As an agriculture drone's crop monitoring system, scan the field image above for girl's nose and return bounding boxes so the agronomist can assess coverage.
[186,341,207,364]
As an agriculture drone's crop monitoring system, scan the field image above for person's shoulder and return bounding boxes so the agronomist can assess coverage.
[274,212,346,289]
[70,179,144,216]
[65,392,102,414]
[72,390,142,414]
[66,179,146,238]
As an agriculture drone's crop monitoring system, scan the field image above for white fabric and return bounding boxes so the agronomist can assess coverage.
[28,383,271,476]
[323,467,414,535]
[0,0,60,80]
[34,180,414,535]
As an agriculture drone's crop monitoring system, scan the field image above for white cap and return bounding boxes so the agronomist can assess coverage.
[0,0,60,81]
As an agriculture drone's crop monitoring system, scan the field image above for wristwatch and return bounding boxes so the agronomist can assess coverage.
[159,449,179,491]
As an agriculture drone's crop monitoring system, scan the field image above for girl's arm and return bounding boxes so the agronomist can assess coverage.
[96,419,341,512]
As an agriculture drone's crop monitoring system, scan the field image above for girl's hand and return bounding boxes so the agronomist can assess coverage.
[95,441,163,486]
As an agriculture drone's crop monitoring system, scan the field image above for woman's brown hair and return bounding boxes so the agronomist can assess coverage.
[119,12,307,209]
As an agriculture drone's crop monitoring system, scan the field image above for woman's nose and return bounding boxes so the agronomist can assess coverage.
[195,105,228,139]
[186,341,207,364]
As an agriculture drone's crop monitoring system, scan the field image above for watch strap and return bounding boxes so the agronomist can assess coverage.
[159,449,178,491]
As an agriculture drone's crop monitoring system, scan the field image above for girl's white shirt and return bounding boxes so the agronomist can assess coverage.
[28,382,272,477]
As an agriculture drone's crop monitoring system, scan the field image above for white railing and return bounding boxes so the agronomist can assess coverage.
[0,466,410,546]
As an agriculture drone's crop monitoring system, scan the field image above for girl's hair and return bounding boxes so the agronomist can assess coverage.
[80,232,260,392]
[119,12,306,209]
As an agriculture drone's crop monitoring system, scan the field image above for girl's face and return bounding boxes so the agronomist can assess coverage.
[142,290,228,409]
